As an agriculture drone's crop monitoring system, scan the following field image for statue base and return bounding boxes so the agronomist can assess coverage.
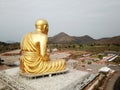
[20,69,69,78]
[1,67,90,90]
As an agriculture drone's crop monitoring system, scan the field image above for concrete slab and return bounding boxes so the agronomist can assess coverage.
[20,69,69,78]
[2,67,90,90]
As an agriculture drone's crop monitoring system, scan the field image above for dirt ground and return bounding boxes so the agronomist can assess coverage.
[105,66,120,90]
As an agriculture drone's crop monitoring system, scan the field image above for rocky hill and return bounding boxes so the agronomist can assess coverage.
[49,32,78,44]
[0,33,120,53]
[96,36,120,45]
[72,35,95,44]
[48,32,120,45]
[48,32,95,44]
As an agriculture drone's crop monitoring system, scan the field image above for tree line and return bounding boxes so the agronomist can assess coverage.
[0,42,20,54]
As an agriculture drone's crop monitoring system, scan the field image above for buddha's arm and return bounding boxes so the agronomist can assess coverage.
[40,35,48,57]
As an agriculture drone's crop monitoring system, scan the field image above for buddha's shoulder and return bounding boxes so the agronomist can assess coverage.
[22,32,31,39]
[25,31,47,37]
[24,32,32,36]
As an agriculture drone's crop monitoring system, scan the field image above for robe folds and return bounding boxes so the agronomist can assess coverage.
[20,32,66,74]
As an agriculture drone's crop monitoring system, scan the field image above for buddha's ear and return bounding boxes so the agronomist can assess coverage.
[43,24,46,29]
[43,25,48,34]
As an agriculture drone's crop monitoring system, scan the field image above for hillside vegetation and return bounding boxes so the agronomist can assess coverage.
[48,32,120,53]
[0,42,20,53]
[0,32,120,54]
[48,32,120,45]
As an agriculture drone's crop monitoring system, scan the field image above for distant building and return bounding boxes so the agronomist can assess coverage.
[52,48,58,52]
[99,67,111,73]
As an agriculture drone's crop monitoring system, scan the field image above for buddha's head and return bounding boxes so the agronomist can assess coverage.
[35,19,48,34]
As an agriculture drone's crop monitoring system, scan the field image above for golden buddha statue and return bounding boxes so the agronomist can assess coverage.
[20,19,66,74]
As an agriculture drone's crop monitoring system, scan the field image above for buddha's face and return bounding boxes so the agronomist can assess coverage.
[35,19,48,34]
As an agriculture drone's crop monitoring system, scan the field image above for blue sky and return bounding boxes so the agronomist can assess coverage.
[0,0,120,42]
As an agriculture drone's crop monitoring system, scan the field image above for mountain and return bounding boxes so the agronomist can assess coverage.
[96,36,120,45]
[73,35,95,44]
[49,32,78,44]
[48,32,120,45]
[1,32,119,46]
[48,32,95,44]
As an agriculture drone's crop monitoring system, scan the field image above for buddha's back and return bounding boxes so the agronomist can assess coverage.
[20,19,66,74]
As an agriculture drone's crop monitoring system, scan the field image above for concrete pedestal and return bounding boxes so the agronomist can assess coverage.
[2,67,90,90]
